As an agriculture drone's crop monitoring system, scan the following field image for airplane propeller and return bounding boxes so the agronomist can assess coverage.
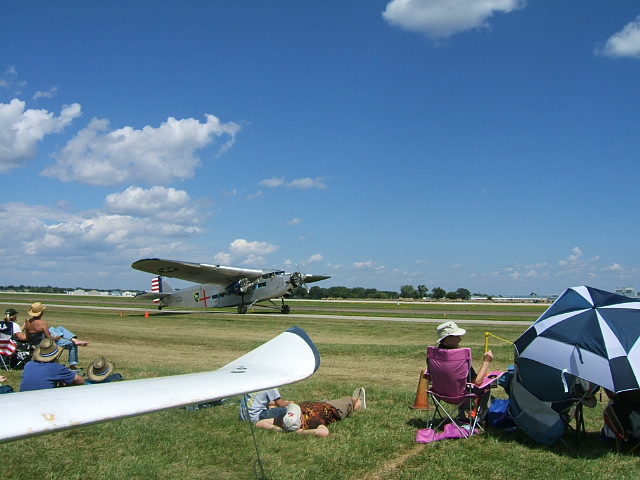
[238,277,253,294]
[289,268,312,293]
[229,277,255,296]
[289,271,305,288]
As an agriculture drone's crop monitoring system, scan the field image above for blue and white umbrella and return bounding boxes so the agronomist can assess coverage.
[515,286,640,393]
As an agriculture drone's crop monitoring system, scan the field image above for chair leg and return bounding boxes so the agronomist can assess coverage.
[428,396,465,433]
[0,355,11,371]
[574,404,585,438]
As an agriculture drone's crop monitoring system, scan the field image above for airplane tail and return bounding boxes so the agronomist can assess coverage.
[152,276,175,294]
[134,276,174,302]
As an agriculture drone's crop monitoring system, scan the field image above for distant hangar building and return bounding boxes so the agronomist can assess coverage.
[615,287,640,298]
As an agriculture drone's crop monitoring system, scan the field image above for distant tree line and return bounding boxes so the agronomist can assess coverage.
[0,285,127,294]
[2,284,474,301]
[292,285,472,300]
[1,285,72,294]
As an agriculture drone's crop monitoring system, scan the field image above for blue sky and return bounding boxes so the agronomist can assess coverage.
[1,1,640,296]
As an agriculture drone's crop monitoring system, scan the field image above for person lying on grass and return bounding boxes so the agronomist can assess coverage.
[255,388,366,437]
[240,388,294,422]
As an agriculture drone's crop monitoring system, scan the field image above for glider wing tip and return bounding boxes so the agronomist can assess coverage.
[286,326,321,373]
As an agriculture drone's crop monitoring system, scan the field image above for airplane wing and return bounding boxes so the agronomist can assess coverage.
[303,274,331,284]
[133,291,172,300]
[0,326,320,444]
[131,258,266,285]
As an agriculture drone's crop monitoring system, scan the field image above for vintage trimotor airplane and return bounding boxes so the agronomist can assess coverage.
[131,258,330,314]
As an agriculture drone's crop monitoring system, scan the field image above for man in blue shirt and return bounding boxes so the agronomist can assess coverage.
[20,338,85,391]
[240,388,292,422]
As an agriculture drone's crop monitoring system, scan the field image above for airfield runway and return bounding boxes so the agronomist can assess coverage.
[0,301,533,326]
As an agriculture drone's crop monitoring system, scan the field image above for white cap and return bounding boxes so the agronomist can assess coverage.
[282,403,302,431]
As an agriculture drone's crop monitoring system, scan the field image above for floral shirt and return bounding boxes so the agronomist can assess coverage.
[275,401,341,430]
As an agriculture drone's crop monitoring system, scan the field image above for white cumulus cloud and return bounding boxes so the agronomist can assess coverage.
[382,0,525,40]
[104,186,208,224]
[260,177,286,188]
[0,201,202,263]
[229,238,279,256]
[307,253,323,263]
[43,114,241,186]
[354,260,375,269]
[559,246,583,266]
[212,238,280,266]
[260,176,328,189]
[0,99,81,172]
[596,15,640,59]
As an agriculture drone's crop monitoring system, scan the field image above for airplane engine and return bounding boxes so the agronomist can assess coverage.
[229,277,254,295]
[289,272,305,288]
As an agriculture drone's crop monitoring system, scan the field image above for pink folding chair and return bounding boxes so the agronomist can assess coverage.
[426,346,503,437]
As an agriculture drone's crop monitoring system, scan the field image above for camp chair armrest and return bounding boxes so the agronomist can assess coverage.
[476,370,505,389]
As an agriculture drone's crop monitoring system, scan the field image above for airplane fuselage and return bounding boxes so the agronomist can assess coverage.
[160,272,292,311]
[132,258,330,314]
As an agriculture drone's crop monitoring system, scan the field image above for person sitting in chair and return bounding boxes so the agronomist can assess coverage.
[434,321,493,387]
[19,338,85,391]
[2,309,27,342]
[24,302,89,371]
[0,308,31,369]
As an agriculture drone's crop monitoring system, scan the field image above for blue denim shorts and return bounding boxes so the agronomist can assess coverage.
[259,406,288,420]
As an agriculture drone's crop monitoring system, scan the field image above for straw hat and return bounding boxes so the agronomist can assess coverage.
[87,357,115,383]
[28,302,47,317]
[33,338,64,363]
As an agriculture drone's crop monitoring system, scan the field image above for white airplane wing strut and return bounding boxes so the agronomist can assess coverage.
[0,326,320,443]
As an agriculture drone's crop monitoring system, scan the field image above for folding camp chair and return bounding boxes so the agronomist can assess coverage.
[0,353,11,371]
[0,320,34,370]
[0,322,18,371]
[509,376,568,446]
[425,346,503,437]
[10,341,32,370]
[551,379,598,439]
[603,398,640,454]
[513,356,599,443]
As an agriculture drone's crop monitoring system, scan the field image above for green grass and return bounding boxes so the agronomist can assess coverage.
[1,299,638,479]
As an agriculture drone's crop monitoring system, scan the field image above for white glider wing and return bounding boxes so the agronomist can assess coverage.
[0,326,320,444]
[131,258,266,284]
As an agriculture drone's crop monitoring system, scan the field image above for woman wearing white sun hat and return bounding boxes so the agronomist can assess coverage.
[435,321,493,387]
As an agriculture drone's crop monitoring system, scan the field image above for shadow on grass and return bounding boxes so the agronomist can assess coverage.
[407,416,431,429]
[405,414,622,460]
[146,308,285,317]
[484,426,620,459]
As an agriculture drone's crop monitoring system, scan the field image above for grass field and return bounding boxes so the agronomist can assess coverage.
[1,297,638,479]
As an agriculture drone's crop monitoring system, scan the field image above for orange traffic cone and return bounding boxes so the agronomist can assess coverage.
[120,311,124,317]
[145,310,149,318]
[410,368,430,410]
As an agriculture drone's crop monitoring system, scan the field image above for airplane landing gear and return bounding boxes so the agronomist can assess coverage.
[279,297,291,314]
[238,304,248,314]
